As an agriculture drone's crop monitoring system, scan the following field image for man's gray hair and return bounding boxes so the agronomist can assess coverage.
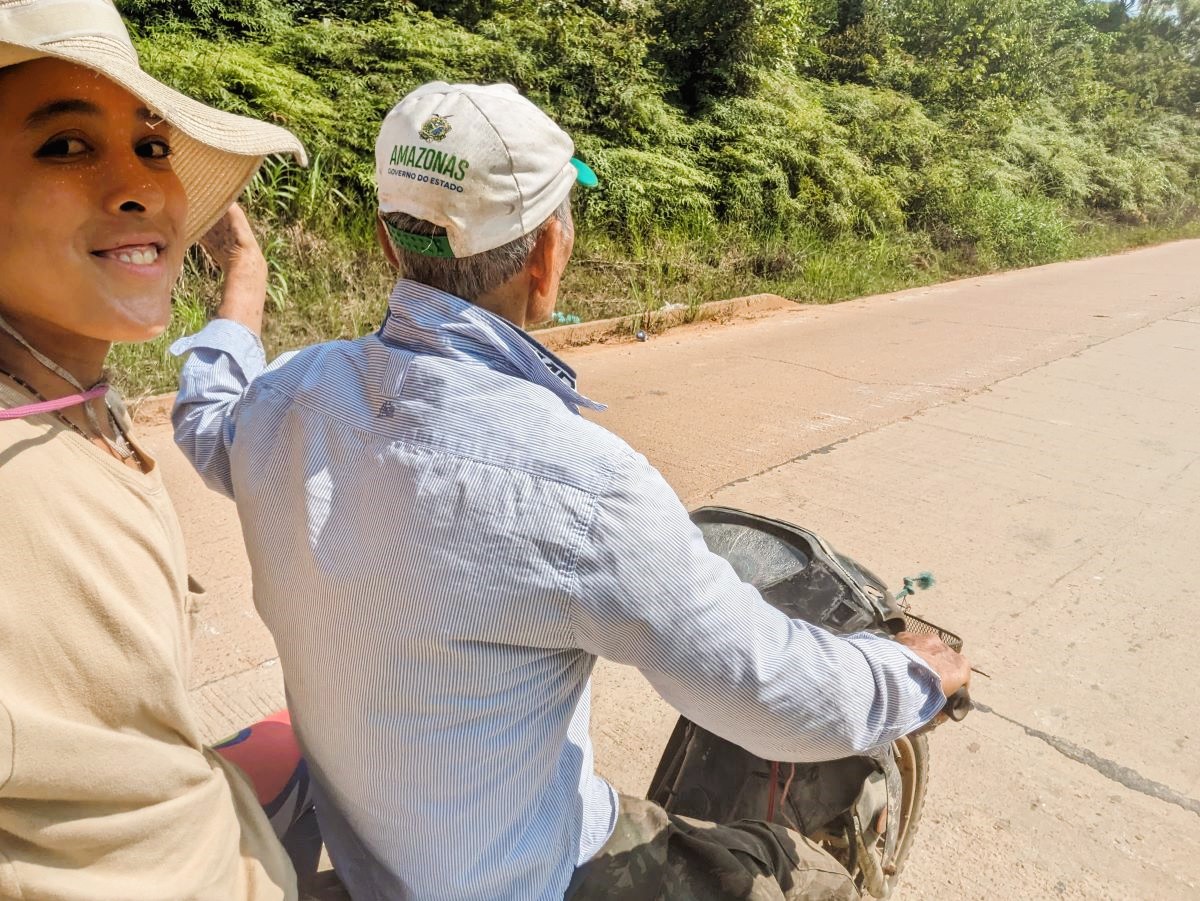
[381,198,573,303]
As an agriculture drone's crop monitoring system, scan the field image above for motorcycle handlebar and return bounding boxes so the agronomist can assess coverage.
[945,686,972,721]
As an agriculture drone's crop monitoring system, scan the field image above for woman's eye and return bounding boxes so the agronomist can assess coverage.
[137,138,173,160]
[35,136,90,158]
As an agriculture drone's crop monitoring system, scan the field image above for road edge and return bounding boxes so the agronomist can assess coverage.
[130,292,793,425]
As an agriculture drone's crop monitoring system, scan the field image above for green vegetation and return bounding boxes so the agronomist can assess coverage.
[112,0,1200,395]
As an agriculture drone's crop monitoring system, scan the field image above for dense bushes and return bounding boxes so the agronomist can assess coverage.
[126,0,1199,241]
[108,0,1200,394]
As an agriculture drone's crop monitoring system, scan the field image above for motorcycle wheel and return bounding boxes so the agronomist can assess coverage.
[852,732,929,899]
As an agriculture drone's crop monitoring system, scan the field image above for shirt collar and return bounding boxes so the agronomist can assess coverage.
[379,279,606,413]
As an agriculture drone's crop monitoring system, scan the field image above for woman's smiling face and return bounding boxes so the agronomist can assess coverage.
[0,58,188,345]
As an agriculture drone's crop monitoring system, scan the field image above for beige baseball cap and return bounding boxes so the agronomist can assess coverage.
[375,81,597,259]
[0,0,307,245]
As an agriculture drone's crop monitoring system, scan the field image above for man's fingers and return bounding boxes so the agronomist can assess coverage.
[198,204,264,273]
[895,631,971,698]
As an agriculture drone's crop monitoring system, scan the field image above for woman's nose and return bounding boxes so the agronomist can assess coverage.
[101,152,166,218]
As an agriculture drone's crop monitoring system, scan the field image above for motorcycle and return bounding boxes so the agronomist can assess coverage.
[646,506,970,900]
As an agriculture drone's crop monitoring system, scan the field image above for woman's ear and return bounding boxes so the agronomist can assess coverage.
[376,216,401,270]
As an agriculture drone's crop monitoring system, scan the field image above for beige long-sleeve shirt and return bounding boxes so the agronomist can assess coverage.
[0,383,295,900]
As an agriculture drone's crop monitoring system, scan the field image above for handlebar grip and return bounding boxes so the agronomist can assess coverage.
[945,687,972,721]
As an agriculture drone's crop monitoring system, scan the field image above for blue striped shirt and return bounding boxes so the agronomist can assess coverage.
[170,280,944,901]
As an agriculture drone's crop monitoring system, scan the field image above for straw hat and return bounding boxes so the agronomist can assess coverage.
[0,0,307,244]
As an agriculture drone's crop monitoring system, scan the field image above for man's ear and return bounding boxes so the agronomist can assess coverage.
[526,219,566,310]
[376,216,401,270]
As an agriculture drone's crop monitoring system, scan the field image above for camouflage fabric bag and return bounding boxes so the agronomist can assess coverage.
[566,795,859,901]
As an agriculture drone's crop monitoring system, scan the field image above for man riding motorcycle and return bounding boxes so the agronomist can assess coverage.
[172,81,971,900]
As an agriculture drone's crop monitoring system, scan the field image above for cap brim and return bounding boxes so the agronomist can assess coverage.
[571,157,599,189]
[1,41,307,245]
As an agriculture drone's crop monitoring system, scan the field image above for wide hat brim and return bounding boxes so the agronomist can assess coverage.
[0,37,307,245]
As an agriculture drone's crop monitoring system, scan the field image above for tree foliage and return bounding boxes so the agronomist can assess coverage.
[654,0,827,107]
[118,0,1200,264]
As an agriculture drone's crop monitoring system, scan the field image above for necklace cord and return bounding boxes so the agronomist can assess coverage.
[0,312,136,459]
[0,381,108,421]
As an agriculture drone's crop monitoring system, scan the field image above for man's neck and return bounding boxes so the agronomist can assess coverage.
[472,280,531,331]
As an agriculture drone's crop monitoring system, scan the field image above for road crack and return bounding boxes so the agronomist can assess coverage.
[975,702,1200,817]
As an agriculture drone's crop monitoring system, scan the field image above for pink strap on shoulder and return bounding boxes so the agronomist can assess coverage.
[0,383,109,421]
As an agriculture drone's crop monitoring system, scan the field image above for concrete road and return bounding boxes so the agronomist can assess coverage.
[137,239,1200,899]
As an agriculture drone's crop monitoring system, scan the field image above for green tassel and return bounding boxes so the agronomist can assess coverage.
[896,571,936,600]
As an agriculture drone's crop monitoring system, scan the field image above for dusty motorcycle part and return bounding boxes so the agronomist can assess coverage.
[647,722,931,900]
[848,733,929,899]
[647,507,960,898]
[688,508,907,635]
[648,720,878,835]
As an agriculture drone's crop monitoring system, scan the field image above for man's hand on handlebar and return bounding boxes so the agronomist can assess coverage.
[896,631,971,698]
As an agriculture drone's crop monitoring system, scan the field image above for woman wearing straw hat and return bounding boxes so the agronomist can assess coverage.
[0,1,318,897]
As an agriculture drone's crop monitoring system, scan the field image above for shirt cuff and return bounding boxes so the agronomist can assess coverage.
[170,319,266,381]
[844,631,948,731]
[890,639,950,724]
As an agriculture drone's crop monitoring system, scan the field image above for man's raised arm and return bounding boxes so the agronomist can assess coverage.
[170,205,270,499]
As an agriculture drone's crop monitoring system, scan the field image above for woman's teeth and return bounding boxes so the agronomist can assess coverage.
[103,246,159,265]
